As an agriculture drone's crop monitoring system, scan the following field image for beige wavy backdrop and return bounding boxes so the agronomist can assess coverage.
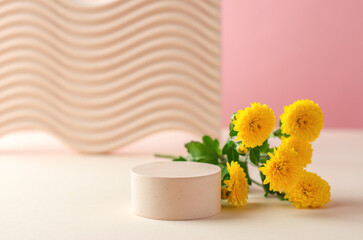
[0,0,221,153]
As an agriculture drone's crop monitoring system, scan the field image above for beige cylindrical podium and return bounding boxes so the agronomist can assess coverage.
[131,161,221,220]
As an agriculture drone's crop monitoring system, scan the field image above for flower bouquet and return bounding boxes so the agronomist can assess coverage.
[156,99,330,209]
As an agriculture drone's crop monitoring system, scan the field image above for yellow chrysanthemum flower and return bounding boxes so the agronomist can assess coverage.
[259,146,303,192]
[280,100,324,142]
[237,144,248,154]
[281,137,313,168]
[233,103,276,148]
[285,170,331,209]
[224,161,248,206]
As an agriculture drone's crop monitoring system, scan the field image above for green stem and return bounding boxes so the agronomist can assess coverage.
[260,155,270,161]
[244,151,263,187]
[251,178,263,187]
[154,154,178,159]
[247,159,260,168]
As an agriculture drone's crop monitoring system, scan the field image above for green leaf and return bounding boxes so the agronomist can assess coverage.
[173,156,187,161]
[229,122,233,131]
[239,161,252,185]
[260,171,269,197]
[229,129,238,137]
[276,192,288,201]
[220,165,230,186]
[229,120,238,137]
[249,148,260,166]
[185,135,221,164]
[259,154,271,164]
[259,139,269,154]
[222,141,239,162]
[279,120,282,127]
[273,128,282,138]
[273,127,290,139]
[202,135,222,155]
[222,141,228,154]
[259,171,288,200]
[230,112,237,122]
[259,171,274,197]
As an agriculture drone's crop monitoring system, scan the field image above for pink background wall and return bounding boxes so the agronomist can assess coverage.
[222,0,363,128]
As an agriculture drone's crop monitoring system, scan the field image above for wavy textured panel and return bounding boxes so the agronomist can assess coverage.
[0,0,221,153]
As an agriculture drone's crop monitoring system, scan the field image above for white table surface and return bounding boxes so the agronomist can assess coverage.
[0,129,362,240]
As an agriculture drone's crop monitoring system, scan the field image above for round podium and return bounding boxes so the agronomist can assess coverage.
[131,161,221,220]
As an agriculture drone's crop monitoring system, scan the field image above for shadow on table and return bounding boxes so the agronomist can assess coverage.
[290,198,363,220]
[206,202,266,221]
[204,197,363,221]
